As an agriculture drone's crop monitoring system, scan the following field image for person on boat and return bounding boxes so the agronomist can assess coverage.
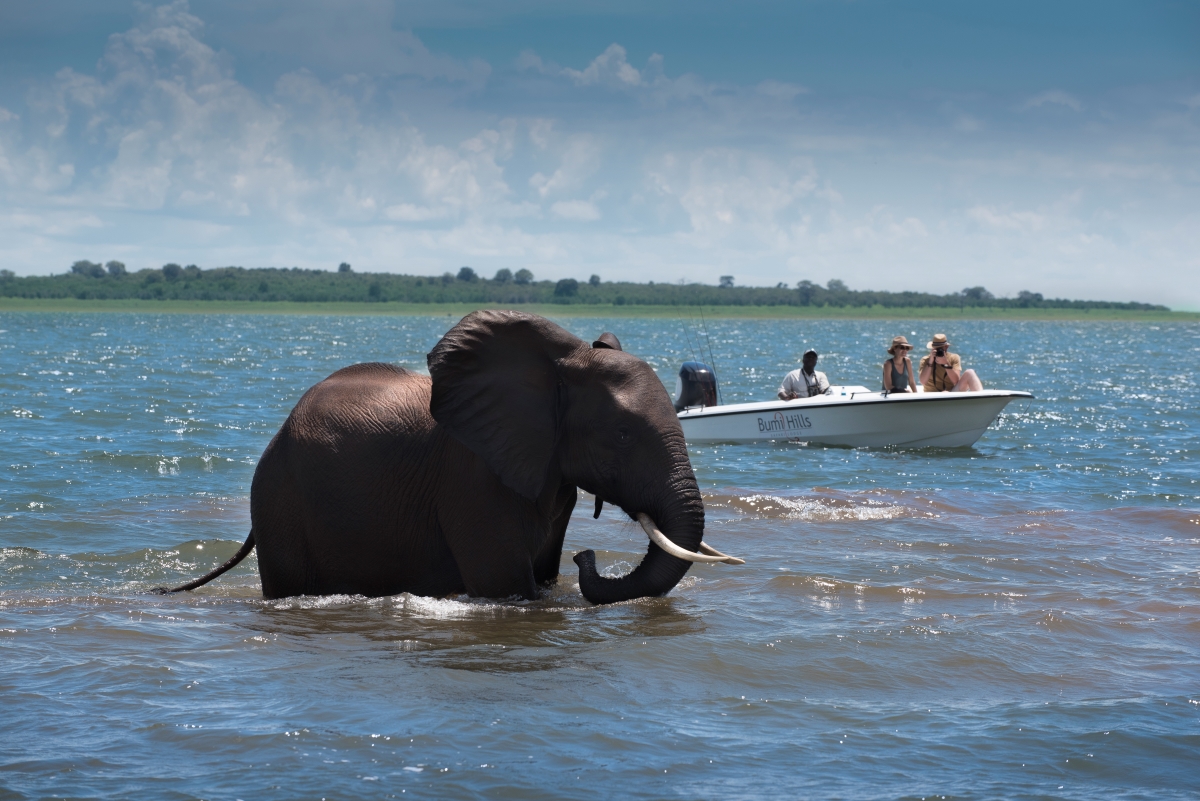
[918,333,983,392]
[882,336,918,393]
[778,349,829,399]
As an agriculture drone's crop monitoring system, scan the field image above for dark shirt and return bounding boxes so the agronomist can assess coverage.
[888,359,911,392]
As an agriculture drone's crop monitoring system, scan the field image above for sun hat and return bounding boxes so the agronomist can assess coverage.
[887,335,912,355]
[926,333,951,349]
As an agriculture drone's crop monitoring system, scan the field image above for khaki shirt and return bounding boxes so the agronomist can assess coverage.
[919,352,962,392]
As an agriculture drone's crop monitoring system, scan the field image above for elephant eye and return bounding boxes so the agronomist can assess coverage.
[615,425,633,445]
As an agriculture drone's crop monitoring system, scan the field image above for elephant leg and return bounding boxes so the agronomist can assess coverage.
[252,448,316,600]
[435,466,543,600]
[534,484,577,586]
[437,513,540,600]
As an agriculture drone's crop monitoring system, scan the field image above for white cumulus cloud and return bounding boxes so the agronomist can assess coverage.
[529,136,602,198]
[562,44,644,88]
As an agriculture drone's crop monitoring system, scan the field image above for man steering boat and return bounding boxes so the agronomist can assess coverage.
[778,349,830,400]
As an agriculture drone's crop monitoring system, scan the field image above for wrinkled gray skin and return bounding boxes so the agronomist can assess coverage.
[163,310,705,605]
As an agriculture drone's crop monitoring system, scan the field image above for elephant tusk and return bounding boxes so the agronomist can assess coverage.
[637,513,744,565]
[698,541,746,565]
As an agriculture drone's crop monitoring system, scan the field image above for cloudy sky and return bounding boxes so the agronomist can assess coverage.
[1,1,1197,306]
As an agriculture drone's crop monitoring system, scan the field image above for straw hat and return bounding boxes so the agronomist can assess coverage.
[887,335,912,355]
[925,333,951,349]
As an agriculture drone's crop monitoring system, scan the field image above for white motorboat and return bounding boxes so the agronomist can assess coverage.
[672,362,1032,448]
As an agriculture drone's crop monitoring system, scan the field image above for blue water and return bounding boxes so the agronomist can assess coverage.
[1,312,1198,799]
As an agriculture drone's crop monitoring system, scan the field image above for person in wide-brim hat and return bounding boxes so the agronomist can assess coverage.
[918,332,983,392]
[883,336,917,392]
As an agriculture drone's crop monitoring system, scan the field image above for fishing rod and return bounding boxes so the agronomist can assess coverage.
[678,311,700,363]
[697,306,722,406]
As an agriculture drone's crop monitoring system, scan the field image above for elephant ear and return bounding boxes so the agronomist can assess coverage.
[592,332,622,351]
[427,310,584,500]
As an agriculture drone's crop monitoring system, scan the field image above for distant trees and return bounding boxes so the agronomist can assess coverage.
[589,274,601,287]
[796,280,817,305]
[338,262,352,273]
[71,260,105,278]
[457,266,478,282]
[3,265,1166,311]
[67,258,196,280]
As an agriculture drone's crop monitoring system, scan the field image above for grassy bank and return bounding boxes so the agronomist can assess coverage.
[0,296,1195,321]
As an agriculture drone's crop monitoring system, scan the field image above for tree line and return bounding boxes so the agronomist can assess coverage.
[0,262,1168,311]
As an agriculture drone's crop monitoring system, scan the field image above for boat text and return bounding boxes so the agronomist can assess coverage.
[757,411,812,433]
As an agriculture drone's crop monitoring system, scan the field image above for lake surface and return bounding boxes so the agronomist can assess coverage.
[1,312,1198,800]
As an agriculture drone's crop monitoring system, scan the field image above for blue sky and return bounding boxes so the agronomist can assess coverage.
[1,0,1197,306]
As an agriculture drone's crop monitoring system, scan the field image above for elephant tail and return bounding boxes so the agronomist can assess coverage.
[154,530,256,594]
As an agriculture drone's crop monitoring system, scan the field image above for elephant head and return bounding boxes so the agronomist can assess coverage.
[427,310,706,604]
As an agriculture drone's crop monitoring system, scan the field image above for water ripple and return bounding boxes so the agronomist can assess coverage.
[1,312,1198,799]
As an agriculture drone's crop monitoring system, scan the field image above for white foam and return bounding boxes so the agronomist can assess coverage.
[724,493,927,522]
[397,593,517,620]
[262,593,373,610]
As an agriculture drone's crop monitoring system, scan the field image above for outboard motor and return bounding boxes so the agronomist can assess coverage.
[674,361,719,411]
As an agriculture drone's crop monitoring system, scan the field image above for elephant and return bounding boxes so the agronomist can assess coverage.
[162,310,741,605]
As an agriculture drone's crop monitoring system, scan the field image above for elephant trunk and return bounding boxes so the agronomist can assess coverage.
[573,486,704,605]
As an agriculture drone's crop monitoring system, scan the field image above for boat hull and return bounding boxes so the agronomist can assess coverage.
[678,390,1032,448]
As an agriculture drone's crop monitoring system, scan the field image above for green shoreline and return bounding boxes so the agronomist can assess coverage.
[0,297,1195,321]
